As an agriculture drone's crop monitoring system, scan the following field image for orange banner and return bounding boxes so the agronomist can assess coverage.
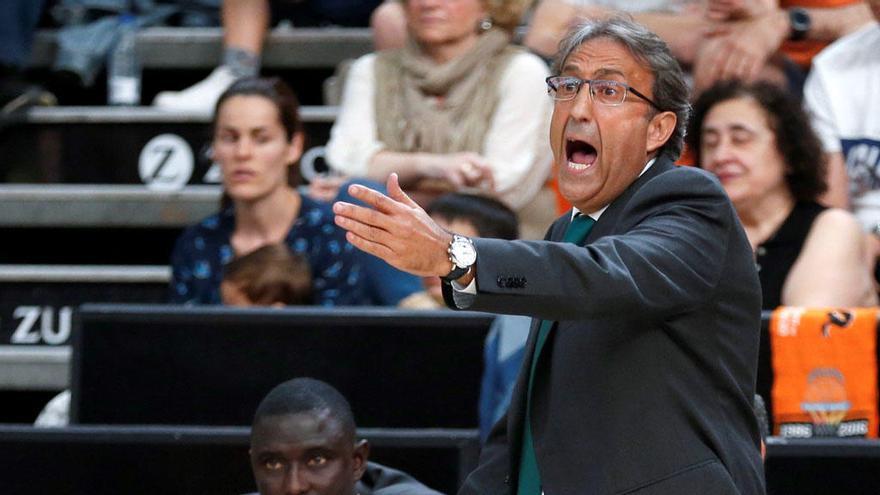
[770,307,878,438]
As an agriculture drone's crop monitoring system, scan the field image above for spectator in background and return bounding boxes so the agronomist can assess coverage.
[0,0,55,115]
[248,377,441,495]
[48,1,220,92]
[323,0,554,235]
[170,77,420,306]
[406,192,530,443]
[719,0,871,69]
[803,0,880,260]
[690,80,877,310]
[153,0,384,111]
[692,0,871,96]
[520,0,867,208]
[221,243,312,306]
[525,0,710,67]
[370,0,409,51]
[523,0,872,96]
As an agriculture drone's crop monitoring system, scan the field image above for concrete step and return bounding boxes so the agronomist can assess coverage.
[0,346,69,390]
[0,264,170,282]
[30,27,373,69]
[21,105,339,124]
[0,185,217,266]
[0,184,220,227]
[0,264,170,388]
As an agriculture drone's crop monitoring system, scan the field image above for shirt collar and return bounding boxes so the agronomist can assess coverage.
[571,157,656,221]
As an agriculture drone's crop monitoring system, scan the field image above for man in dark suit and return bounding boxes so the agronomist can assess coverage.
[331,17,765,495]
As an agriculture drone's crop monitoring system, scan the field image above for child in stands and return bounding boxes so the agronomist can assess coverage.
[221,243,312,306]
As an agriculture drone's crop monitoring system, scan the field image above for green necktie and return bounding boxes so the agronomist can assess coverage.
[517,214,595,495]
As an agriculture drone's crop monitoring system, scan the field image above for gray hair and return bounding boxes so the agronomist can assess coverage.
[552,16,691,160]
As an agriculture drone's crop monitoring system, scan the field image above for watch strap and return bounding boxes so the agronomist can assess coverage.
[441,265,470,283]
[788,7,810,41]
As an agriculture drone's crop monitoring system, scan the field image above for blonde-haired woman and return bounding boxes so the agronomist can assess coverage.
[325,0,552,220]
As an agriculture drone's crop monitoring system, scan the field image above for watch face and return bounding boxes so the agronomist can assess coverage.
[450,237,477,267]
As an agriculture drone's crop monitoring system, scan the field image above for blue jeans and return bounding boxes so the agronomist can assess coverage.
[479,314,531,442]
[0,0,46,67]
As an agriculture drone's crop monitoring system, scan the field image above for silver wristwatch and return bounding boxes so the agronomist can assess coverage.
[441,234,476,282]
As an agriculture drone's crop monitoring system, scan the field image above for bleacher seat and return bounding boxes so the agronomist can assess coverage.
[29,27,373,70]
[0,264,169,420]
[0,107,337,185]
[0,185,215,266]
[765,437,880,493]
[0,264,169,347]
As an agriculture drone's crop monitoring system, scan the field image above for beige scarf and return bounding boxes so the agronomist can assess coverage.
[374,28,518,154]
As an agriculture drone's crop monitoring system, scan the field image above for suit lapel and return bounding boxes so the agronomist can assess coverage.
[515,212,570,373]
[505,213,569,482]
[548,215,570,242]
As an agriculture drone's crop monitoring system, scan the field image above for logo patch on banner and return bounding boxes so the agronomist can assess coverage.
[771,307,878,438]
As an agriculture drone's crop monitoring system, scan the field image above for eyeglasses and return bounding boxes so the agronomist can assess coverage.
[546,76,660,110]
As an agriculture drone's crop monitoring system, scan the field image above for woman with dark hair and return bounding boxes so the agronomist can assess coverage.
[690,80,876,309]
[169,77,419,306]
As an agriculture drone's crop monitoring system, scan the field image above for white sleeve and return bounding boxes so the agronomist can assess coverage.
[325,54,384,177]
[483,52,553,209]
[803,65,842,153]
[450,277,478,308]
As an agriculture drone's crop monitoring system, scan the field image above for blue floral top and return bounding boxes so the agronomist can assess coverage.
[169,196,366,306]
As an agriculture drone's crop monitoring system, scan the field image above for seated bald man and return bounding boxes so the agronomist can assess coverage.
[247,377,441,495]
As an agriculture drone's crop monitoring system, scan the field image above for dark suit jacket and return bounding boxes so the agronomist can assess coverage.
[446,157,765,495]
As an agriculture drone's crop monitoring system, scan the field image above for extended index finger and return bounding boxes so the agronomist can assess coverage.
[344,183,405,215]
[332,200,397,234]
